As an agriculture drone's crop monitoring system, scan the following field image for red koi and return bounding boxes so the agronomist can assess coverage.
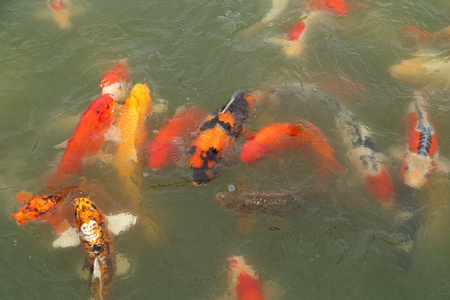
[75,197,116,300]
[227,256,265,300]
[305,0,348,16]
[189,89,265,185]
[47,94,115,187]
[401,91,438,189]
[240,122,303,165]
[100,61,131,101]
[147,107,207,170]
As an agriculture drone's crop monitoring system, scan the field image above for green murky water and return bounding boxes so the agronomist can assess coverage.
[1,0,450,299]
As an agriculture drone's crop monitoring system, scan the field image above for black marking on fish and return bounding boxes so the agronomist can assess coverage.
[413,102,435,158]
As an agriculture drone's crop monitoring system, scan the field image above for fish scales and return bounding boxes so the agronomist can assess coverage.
[216,189,304,215]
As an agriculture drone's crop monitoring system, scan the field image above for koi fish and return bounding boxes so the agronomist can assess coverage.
[304,0,348,16]
[216,187,306,215]
[390,55,450,89]
[10,187,82,235]
[100,61,131,101]
[311,88,395,207]
[147,107,207,170]
[47,94,115,187]
[300,120,347,178]
[75,197,116,300]
[216,185,314,232]
[113,83,151,181]
[265,14,314,58]
[46,0,71,29]
[402,25,450,44]
[240,122,304,164]
[227,256,265,300]
[188,89,265,185]
[401,91,438,189]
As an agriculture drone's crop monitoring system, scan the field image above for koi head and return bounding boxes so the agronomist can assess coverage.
[226,256,263,299]
[49,0,68,11]
[87,94,115,124]
[401,153,436,189]
[323,0,347,15]
[100,61,131,101]
[216,188,246,212]
[364,169,395,203]
[10,195,63,226]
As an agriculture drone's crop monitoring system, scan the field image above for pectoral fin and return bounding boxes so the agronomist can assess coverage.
[54,139,69,149]
[237,214,256,234]
[16,190,34,204]
[106,213,137,235]
[52,226,80,248]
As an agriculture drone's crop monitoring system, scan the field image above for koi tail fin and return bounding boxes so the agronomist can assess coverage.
[315,159,348,180]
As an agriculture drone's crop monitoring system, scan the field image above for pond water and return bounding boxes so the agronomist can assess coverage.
[1,0,449,299]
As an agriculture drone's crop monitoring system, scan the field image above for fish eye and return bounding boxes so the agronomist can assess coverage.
[106,105,110,109]
[424,172,430,178]
[403,165,409,172]
[226,203,234,209]
[96,110,100,113]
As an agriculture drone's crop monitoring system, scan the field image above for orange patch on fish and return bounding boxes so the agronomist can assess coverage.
[240,122,304,165]
[227,256,265,300]
[305,0,348,15]
[100,61,131,101]
[47,94,115,187]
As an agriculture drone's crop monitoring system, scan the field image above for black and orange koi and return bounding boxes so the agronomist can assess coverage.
[188,89,265,185]
[74,197,116,300]
[401,91,439,189]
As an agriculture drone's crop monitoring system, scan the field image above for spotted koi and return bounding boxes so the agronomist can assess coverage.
[188,89,265,185]
[74,197,116,300]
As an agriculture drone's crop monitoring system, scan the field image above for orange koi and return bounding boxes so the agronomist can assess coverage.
[188,89,265,185]
[305,0,348,16]
[401,91,438,189]
[300,120,347,178]
[147,107,207,170]
[240,122,303,165]
[100,61,131,101]
[113,83,152,181]
[10,187,79,235]
[47,94,115,187]
[74,197,116,300]
[227,256,265,300]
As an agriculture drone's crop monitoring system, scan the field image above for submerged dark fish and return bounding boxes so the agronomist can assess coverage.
[216,187,307,216]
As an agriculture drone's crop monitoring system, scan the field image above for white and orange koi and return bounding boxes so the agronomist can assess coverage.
[74,197,116,300]
[227,256,265,300]
[100,61,131,101]
[401,91,439,189]
[312,87,395,207]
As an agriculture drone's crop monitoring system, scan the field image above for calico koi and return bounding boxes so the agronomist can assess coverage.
[74,197,116,300]
[401,91,438,189]
[312,88,395,206]
[188,89,265,185]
